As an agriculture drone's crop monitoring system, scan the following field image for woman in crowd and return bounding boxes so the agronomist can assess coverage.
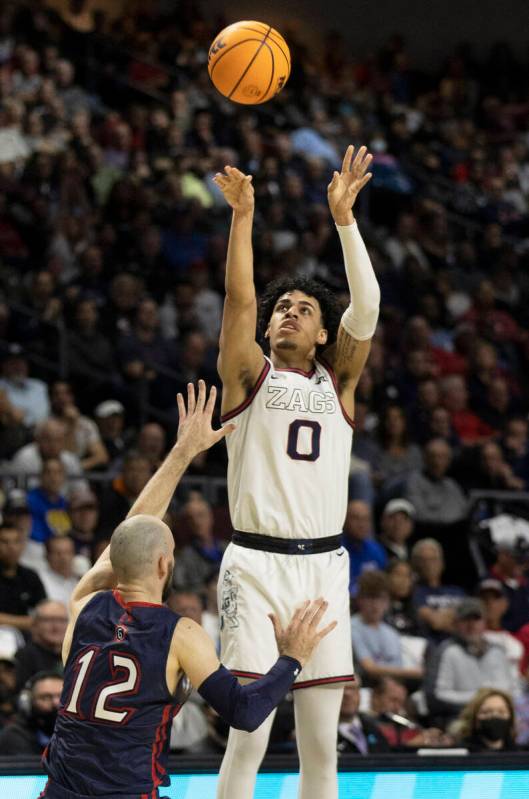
[455,688,519,752]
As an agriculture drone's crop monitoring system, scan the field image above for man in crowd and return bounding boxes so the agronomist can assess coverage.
[342,500,387,597]
[38,537,79,606]
[378,498,415,562]
[0,525,46,633]
[0,344,49,427]
[351,571,423,685]
[97,451,152,538]
[411,538,466,642]
[11,418,84,489]
[49,380,108,471]
[0,672,63,755]
[14,600,68,689]
[425,597,515,723]
[337,678,390,754]
[27,458,71,546]
[172,491,225,592]
[405,439,467,525]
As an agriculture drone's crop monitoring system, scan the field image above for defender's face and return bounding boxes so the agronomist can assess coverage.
[266,291,327,355]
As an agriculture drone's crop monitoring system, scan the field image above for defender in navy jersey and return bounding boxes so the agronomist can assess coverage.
[39,383,335,799]
[213,146,380,799]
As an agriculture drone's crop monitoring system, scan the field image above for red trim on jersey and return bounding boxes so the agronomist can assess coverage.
[151,703,173,787]
[274,365,315,378]
[317,358,355,430]
[38,779,49,798]
[231,669,355,689]
[292,674,355,689]
[220,359,271,422]
[113,590,163,610]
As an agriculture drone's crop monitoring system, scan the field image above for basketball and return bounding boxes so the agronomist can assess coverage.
[208,20,291,105]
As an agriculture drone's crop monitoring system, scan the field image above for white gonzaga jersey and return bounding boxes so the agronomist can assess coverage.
[221,357,354,539]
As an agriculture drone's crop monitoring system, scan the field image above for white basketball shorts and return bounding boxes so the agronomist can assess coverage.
[218,541,354,688]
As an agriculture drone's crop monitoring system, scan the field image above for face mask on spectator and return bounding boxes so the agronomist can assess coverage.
[476,716,510,742]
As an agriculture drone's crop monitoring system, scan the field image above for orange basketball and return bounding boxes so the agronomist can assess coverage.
[208,20,291,105]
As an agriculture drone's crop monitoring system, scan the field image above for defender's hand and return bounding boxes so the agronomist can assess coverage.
[177,380,234,457]
[327,145,373,226]
[269,599,337,668]
[213,166,254,214]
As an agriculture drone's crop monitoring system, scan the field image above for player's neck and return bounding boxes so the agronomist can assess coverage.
[115,582,162,606]
[270,351,316,373]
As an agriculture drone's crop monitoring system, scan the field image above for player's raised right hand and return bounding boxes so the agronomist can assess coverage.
[269,599,337,668]
[213,166,254,214]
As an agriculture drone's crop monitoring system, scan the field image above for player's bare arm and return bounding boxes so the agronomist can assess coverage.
[167,599,336,731]
[213,166,265,413]
[64,382,233,661]
[324,145,380,418]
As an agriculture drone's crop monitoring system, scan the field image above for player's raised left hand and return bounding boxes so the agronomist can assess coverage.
[327,145,373,226]
[176,380,234,456]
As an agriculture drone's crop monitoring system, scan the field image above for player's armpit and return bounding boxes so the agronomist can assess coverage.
[69,558,116,610]
[218,296,265,411]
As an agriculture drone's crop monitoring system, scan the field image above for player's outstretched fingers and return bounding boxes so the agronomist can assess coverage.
[187,382,196,414]
[308,599,329,629]
[205,384,217,417]
[213,422,235,443]
[195,379,206,411]
[268,613,283,640]
[176,392,186,422]
[316,620,338,642]
[292,600,311,627]
[342,144,354,174]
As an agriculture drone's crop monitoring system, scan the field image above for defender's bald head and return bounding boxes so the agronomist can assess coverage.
[110,515,174,582]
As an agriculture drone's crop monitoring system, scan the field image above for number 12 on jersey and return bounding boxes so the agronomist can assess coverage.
[65,647,140,724]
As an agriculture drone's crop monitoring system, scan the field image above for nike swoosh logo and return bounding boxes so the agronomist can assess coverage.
[337,549,345,556]
[270,374,280,379]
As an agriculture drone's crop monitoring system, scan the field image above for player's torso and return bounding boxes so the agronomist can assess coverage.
[222,357,354,538]
[45,591,181,796]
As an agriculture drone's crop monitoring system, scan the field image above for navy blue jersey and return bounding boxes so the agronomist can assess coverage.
[43,590,182,797]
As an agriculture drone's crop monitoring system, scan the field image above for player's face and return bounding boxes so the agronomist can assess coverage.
[266,291,327,357]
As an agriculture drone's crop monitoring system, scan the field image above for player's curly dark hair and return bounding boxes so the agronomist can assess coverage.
[258,276,342,353]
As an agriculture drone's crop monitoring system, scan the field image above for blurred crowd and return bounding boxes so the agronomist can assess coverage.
[0,0,529,758]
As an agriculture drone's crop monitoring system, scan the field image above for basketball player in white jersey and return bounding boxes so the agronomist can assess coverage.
[212,145,379,799]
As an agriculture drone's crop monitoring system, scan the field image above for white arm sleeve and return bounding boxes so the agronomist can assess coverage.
[336,222,380,341]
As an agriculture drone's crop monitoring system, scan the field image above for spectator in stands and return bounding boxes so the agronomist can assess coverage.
[411,539,466,642]
[343,500,387,597]
[0,672,63,755]
[378,498,415,562]
[376,406,422,491]
[0,653,18,730]
[65,298,117,388]
[479,578,524,694]
[27,458,71,549]
[441,375,493,446]
[386,559,421,636]
[426,598,514,723]
[455,688,518,752]
[49,380,108,470]
[14,599,67,690]
[351,570,423,685]
[166,590,208,753]
[0,387,31,460]
[93,400,130,467]
[67,488,98,567]
[502,417,529,487]
[405,439,467,525]
[97,452,152,538]
[489,541,529,632]
[337,678,390,754]
[10,418,84,488]
[37,537,78,606]
[0,344,49,427]
[0,525,46,633]
[136,422,166,470]
[370,676,450,749]
[172,492,225,592]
